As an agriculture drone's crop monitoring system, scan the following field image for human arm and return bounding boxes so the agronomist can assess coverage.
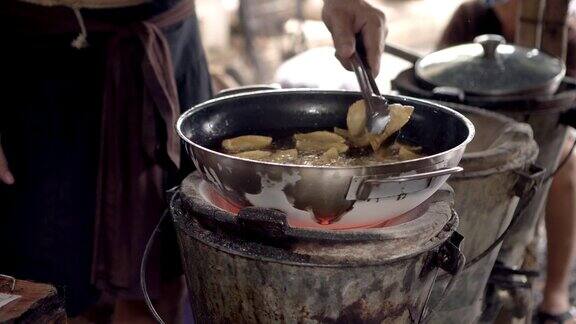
[322,0,387,75]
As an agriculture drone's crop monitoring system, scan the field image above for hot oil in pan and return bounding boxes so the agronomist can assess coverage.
[216,128,428,167]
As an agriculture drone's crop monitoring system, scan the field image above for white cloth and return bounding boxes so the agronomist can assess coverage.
[0,293,20,309]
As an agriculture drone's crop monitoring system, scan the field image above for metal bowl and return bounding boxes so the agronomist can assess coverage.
[176,89,474,229]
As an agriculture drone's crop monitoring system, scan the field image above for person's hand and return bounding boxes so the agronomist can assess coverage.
[322,0,388,76]
[0,140,14,185]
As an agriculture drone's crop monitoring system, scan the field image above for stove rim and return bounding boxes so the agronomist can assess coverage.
[178,173,456,241]
[171,174,459,267]
[172,205,458,268]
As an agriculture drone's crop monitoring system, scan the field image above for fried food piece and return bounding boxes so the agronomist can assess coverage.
[404,144,422,153]
[346,100,367,137]
[398,145,421,160]
[294,131,348,154]
[293,131,346,143]
[297,141,349,154]
[344,100,372,148]
[333,127,349,138]
[335,127,372,148]
[320,147,340,162]
[387,104,414,133]
[369,104,414,151]
[343,99,415,152]
[233,150,272,160]
[222,135,272,153]
[392,143,422,161]
[372,142,421,162]
[268,149,298,163]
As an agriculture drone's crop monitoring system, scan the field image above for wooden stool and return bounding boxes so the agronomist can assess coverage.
[0,277,66,324]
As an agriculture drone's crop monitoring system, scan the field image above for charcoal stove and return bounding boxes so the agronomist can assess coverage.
[167,172,464,324]
[393,67,576,321]
[393,67,576,267]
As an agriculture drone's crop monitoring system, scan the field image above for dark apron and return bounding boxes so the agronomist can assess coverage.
[0,0,211,315]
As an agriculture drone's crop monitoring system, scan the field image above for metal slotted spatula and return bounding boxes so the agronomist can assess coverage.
[351,34,390,135]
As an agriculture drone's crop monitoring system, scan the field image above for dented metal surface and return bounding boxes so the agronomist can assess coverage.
[176,90,474,229]
[172,173,458,323]
[425,104,538,324]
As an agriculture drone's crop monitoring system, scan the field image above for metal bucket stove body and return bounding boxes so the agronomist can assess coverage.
[431,101,565,269]
[393,71,576,321]
[393,73,576,270]
[426,105,539,324]
[496,111,567,266]
[172,173,461,324]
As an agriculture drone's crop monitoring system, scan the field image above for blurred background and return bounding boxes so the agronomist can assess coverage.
[195,0,466,94]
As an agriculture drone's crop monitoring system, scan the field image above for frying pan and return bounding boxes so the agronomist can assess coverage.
[176,89,474,229]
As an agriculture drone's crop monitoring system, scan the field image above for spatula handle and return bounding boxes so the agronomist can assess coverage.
[355,33,381,96]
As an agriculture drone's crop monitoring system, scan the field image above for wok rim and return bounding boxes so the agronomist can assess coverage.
[175,89,476,170]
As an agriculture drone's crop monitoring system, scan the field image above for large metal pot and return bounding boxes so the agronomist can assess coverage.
[176,89,474,229]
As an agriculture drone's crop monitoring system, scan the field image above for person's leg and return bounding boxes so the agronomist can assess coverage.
[111,276,186,324]
[541,138,576,321]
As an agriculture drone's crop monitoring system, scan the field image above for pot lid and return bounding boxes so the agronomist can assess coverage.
[415,34,566,96]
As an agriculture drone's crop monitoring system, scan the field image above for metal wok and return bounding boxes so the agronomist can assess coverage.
[176,89,474,229]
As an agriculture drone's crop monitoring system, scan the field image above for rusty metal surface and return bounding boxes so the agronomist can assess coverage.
[428,174,519,324]
[176,174,456,266]
[428,251,500,324]
[432,101,568,269]
[497,111,568,267]
[172,173,457,323]
[475,110,568,323]
[178,228,435,323]
[425,104,538,324]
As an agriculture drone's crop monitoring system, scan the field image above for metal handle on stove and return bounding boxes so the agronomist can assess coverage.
[419,231,466,323]
[141,188,180,324]
[141,210,169,324]
[347,166,463,200]
[366,166,463,183]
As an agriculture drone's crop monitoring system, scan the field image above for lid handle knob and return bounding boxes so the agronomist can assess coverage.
[474,34,506,60]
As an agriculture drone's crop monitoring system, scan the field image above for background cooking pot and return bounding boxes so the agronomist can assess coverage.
[387,34,576,127]
[176,89,474,229]
[387,34,566,97]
